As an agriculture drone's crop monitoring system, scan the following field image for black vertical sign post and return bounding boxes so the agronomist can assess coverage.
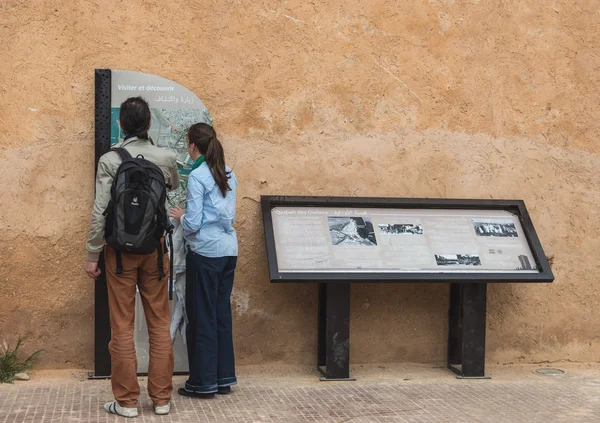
[92,69,113,379]
[447,283,463,371]
[318,283,353,381]
[459,282,488,378]
[447,283,490,378]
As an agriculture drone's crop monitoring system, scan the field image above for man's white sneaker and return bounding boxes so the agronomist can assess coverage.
[104,401,139,418]
[155,402,171,415]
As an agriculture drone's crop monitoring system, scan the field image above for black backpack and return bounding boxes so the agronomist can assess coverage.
[103,147,174,298]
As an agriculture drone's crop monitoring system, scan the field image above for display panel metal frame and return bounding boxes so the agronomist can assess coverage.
[92,69,112,378]
[261,196,554,283]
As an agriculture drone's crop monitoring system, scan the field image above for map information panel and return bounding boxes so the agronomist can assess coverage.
[271,207,537,273]
[110,70,213,210]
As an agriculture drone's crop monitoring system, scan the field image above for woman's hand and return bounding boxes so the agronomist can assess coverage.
[169,206,185,222]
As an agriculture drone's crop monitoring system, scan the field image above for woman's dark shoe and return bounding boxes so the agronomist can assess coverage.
[217,386,232,395]
[178,388,215,399]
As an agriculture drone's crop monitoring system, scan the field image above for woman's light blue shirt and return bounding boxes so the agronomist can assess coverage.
[181,163,238,257]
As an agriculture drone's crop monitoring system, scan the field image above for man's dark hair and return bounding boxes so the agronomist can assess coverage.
[119,97,151,138]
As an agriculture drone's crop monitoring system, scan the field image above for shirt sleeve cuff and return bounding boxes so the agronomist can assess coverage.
[180,214,188,230]
[87,251,101,262]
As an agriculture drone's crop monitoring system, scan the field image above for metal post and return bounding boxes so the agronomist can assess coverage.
[318,283,354,381]
[447,283,462,368]
[449,282,490,379]
[317,283,327,369]
[91,69,112,379]
[460,283,488,378]
[93,252,112,378]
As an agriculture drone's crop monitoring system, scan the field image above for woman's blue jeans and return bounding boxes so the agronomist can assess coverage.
[184,251,237,394]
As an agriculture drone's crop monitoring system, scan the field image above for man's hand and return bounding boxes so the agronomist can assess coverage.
[85,261,101,279]
[169,206,185,222]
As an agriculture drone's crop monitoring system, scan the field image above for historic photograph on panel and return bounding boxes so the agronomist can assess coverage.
[378,224,424,235]
[329,217,378,246]
[435,254,482,266]
[473,220,518,237]
[516,255,536,270]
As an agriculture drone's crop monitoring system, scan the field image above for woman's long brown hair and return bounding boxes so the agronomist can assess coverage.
[187,123,231,197]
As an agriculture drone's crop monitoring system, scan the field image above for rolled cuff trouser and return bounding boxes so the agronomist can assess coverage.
[185,252,237,394]
[105,245,174,407]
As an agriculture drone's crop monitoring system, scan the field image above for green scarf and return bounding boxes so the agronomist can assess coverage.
[192,155,205,170]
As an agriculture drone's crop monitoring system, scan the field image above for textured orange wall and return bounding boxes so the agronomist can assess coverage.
[0,0,598,368]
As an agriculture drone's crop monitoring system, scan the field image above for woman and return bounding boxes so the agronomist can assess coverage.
[169,123,238,398]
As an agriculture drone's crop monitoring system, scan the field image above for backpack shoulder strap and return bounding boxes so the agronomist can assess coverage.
[111,147,133,162]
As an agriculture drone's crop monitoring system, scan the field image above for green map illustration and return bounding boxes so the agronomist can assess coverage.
[110,107,213,209]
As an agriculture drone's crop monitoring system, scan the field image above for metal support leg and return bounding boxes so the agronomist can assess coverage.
[92,252,112,379]
[448,283,490,379]
[447,283,462,368]
[317,283,327,370]
[317,283,354,381]
[90,69,112,380]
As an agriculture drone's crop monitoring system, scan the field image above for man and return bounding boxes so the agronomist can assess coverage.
[85,96,179,417]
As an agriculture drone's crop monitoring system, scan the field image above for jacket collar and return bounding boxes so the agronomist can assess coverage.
[121,136,155,147]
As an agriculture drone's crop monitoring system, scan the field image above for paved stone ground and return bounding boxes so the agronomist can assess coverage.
[1,364,599,422]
